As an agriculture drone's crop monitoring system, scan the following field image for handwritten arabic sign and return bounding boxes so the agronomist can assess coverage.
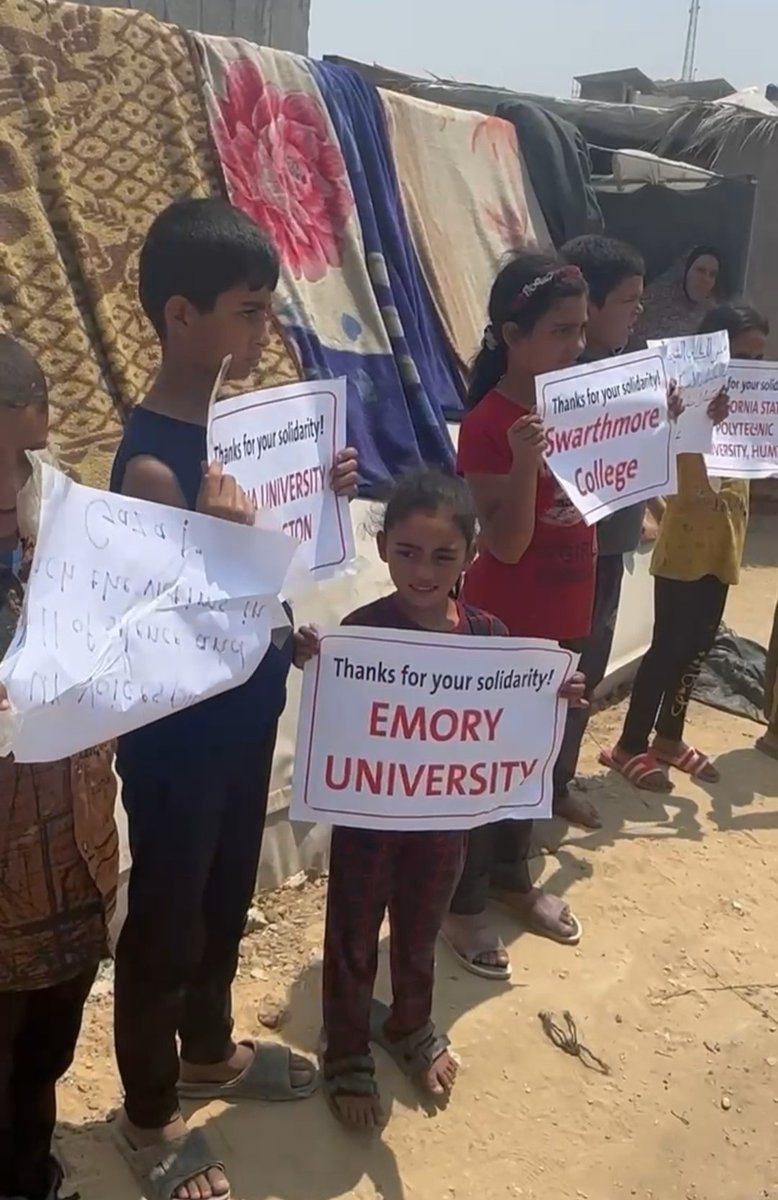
[290,627,576,831]
[0,466,296,762]
[207,378,354,583]
[536,348,675,525]
[649,331,729,454]
[706,361,778,479]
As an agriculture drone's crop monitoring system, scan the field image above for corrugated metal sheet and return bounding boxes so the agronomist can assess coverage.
[78,0,310,52]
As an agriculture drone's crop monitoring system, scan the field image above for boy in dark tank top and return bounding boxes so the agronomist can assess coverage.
[109,198,358,1200]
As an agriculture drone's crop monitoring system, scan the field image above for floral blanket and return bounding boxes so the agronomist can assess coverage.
[193,36,456,493]
[310,60,464,425]
[380,91,551,372]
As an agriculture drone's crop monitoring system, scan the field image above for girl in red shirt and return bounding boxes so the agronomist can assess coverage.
[442,250,595,981]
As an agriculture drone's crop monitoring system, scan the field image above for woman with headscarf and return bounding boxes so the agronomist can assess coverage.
[634,245,723,342]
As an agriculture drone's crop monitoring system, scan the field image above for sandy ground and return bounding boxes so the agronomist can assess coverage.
[55,515,778,1200]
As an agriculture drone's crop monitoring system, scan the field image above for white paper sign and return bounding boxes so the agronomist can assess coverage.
[0,466,297,762]
[537,348,675,525]
[649,331,729,453]
[207,378,355,584]
[706,361,778,479]
[290,627,577,832]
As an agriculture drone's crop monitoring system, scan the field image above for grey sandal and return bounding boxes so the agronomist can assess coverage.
[111,1119,229,1200]
[369,999,453,1090]
[322,1053,384,1130]
[177,1039,318,1102]
[440,914,512,981]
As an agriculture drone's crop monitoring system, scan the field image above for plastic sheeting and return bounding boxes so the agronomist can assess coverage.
[693,626,768,725]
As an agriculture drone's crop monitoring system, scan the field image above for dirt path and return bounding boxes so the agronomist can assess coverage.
[56,521,778,1200]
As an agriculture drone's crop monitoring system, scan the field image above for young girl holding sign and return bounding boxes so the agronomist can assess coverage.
[602,303,767,790]
[295,468,585,1131]
[440,251,594,979]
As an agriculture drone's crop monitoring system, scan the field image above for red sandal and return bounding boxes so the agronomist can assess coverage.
[599,747,673,792]
[653,744,719,781]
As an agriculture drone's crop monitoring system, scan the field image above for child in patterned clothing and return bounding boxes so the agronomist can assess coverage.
[294,468,586,1131]
[0,334,118,1200]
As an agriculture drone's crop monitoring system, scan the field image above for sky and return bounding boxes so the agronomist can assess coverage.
[309,0,777,99]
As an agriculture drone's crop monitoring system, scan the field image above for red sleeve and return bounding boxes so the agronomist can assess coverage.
[456,403,511,477]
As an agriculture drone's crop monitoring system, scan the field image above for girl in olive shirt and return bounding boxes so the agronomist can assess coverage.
[603,304,768,791]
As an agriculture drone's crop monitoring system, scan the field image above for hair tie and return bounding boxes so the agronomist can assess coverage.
[482,325,498,352]
[512,265,583,311]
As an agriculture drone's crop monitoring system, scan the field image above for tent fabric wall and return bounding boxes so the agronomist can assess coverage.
[310,60,465,421]
[0,0,300,488]
[194,36,459,494]
[323,56,770,350]
[378,90,551,370]
[78,0,311,52]
[597,177,756,297]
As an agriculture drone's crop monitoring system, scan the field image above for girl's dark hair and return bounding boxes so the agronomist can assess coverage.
[0,334,48,410]
[467,250,587,409]
[698,302,769,340]
[383,468,476,546]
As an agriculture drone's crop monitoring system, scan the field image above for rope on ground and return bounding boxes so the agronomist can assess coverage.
[537,1009,611,1075]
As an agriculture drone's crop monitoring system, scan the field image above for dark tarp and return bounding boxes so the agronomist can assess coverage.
[496,101,603,246]
[693,626,767,724]
[323,57,688,148]
[598,176,757,293]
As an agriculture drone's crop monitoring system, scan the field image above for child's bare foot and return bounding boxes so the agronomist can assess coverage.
[331,1089,385,1130]
[491,886,582,945]
[421,1047,458,1096]
[553,787,602,829]
[323,1056,385,1131]
[115,1111,230,1200]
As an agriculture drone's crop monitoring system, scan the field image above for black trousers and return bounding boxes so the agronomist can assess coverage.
[449,820,533,915]
[0,967,97,1200]
[450,620,593,917]
[619,575,728,756]
[554,553,625,795]
[114,728,277,1129]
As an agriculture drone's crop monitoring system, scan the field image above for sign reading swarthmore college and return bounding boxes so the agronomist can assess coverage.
[536,347,675,524]
[290,627,578,832]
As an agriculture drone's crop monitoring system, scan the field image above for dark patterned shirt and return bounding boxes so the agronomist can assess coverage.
[0,539,118,991]
[342,593,509,638]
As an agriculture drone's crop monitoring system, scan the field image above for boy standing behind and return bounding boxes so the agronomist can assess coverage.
[555,236,648,828]
[0,335,118,1200]
[110,199,358,1200]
